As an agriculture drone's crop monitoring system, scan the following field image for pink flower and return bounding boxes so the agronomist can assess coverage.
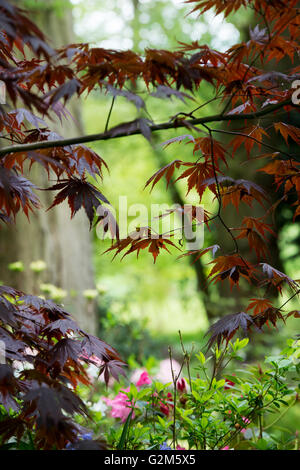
[224,379,235,390]
[176,445,186,450]
[136,371,152,387]
[103,387,134,423]
[160,402,170,416]
[159,392,173,416]
[177,378,187,393]
[224,374,236,390]
[221,446,230,450]
[241,416,251,433]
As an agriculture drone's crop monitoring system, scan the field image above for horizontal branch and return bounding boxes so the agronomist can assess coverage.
[0,98,295,157]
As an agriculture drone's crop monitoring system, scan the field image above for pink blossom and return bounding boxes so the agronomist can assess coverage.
[177,378,187,393]
[176,445,186,450]
[241,416,251,433]
[224,379,235,390]
[221,446,230,450]
[159,392,174,416]
[136,371,152,387]
[160,402,170,416]
[103,387,134,423]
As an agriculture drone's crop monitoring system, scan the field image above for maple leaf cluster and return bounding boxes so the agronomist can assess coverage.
[0,0,116,232]
[0,285,125,449]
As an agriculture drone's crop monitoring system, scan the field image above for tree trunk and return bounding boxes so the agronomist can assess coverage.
[0,1,97,333]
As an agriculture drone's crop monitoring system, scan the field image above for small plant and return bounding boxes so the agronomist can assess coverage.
[97,335,299,450]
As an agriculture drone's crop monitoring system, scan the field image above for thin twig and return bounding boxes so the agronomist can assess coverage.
[201,122,240,254]
[178,330,193,392]
[104,96,116,133]
[168,346,177,449]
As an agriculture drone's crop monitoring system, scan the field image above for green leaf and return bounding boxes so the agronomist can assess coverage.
[216,379,226,389]
[200,417,208,428]
[129,383,138,398]
[196,352,206,365]
[255,438,270,450]
[238,338,249,349]
[117,410,133,450]
[192,390,201,401]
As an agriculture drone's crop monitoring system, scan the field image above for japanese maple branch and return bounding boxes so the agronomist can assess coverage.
[210,128,299,161]
[201,122,240,254]
[220,11,299,116]
[0,98,294,157]
[281,289,300,317]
